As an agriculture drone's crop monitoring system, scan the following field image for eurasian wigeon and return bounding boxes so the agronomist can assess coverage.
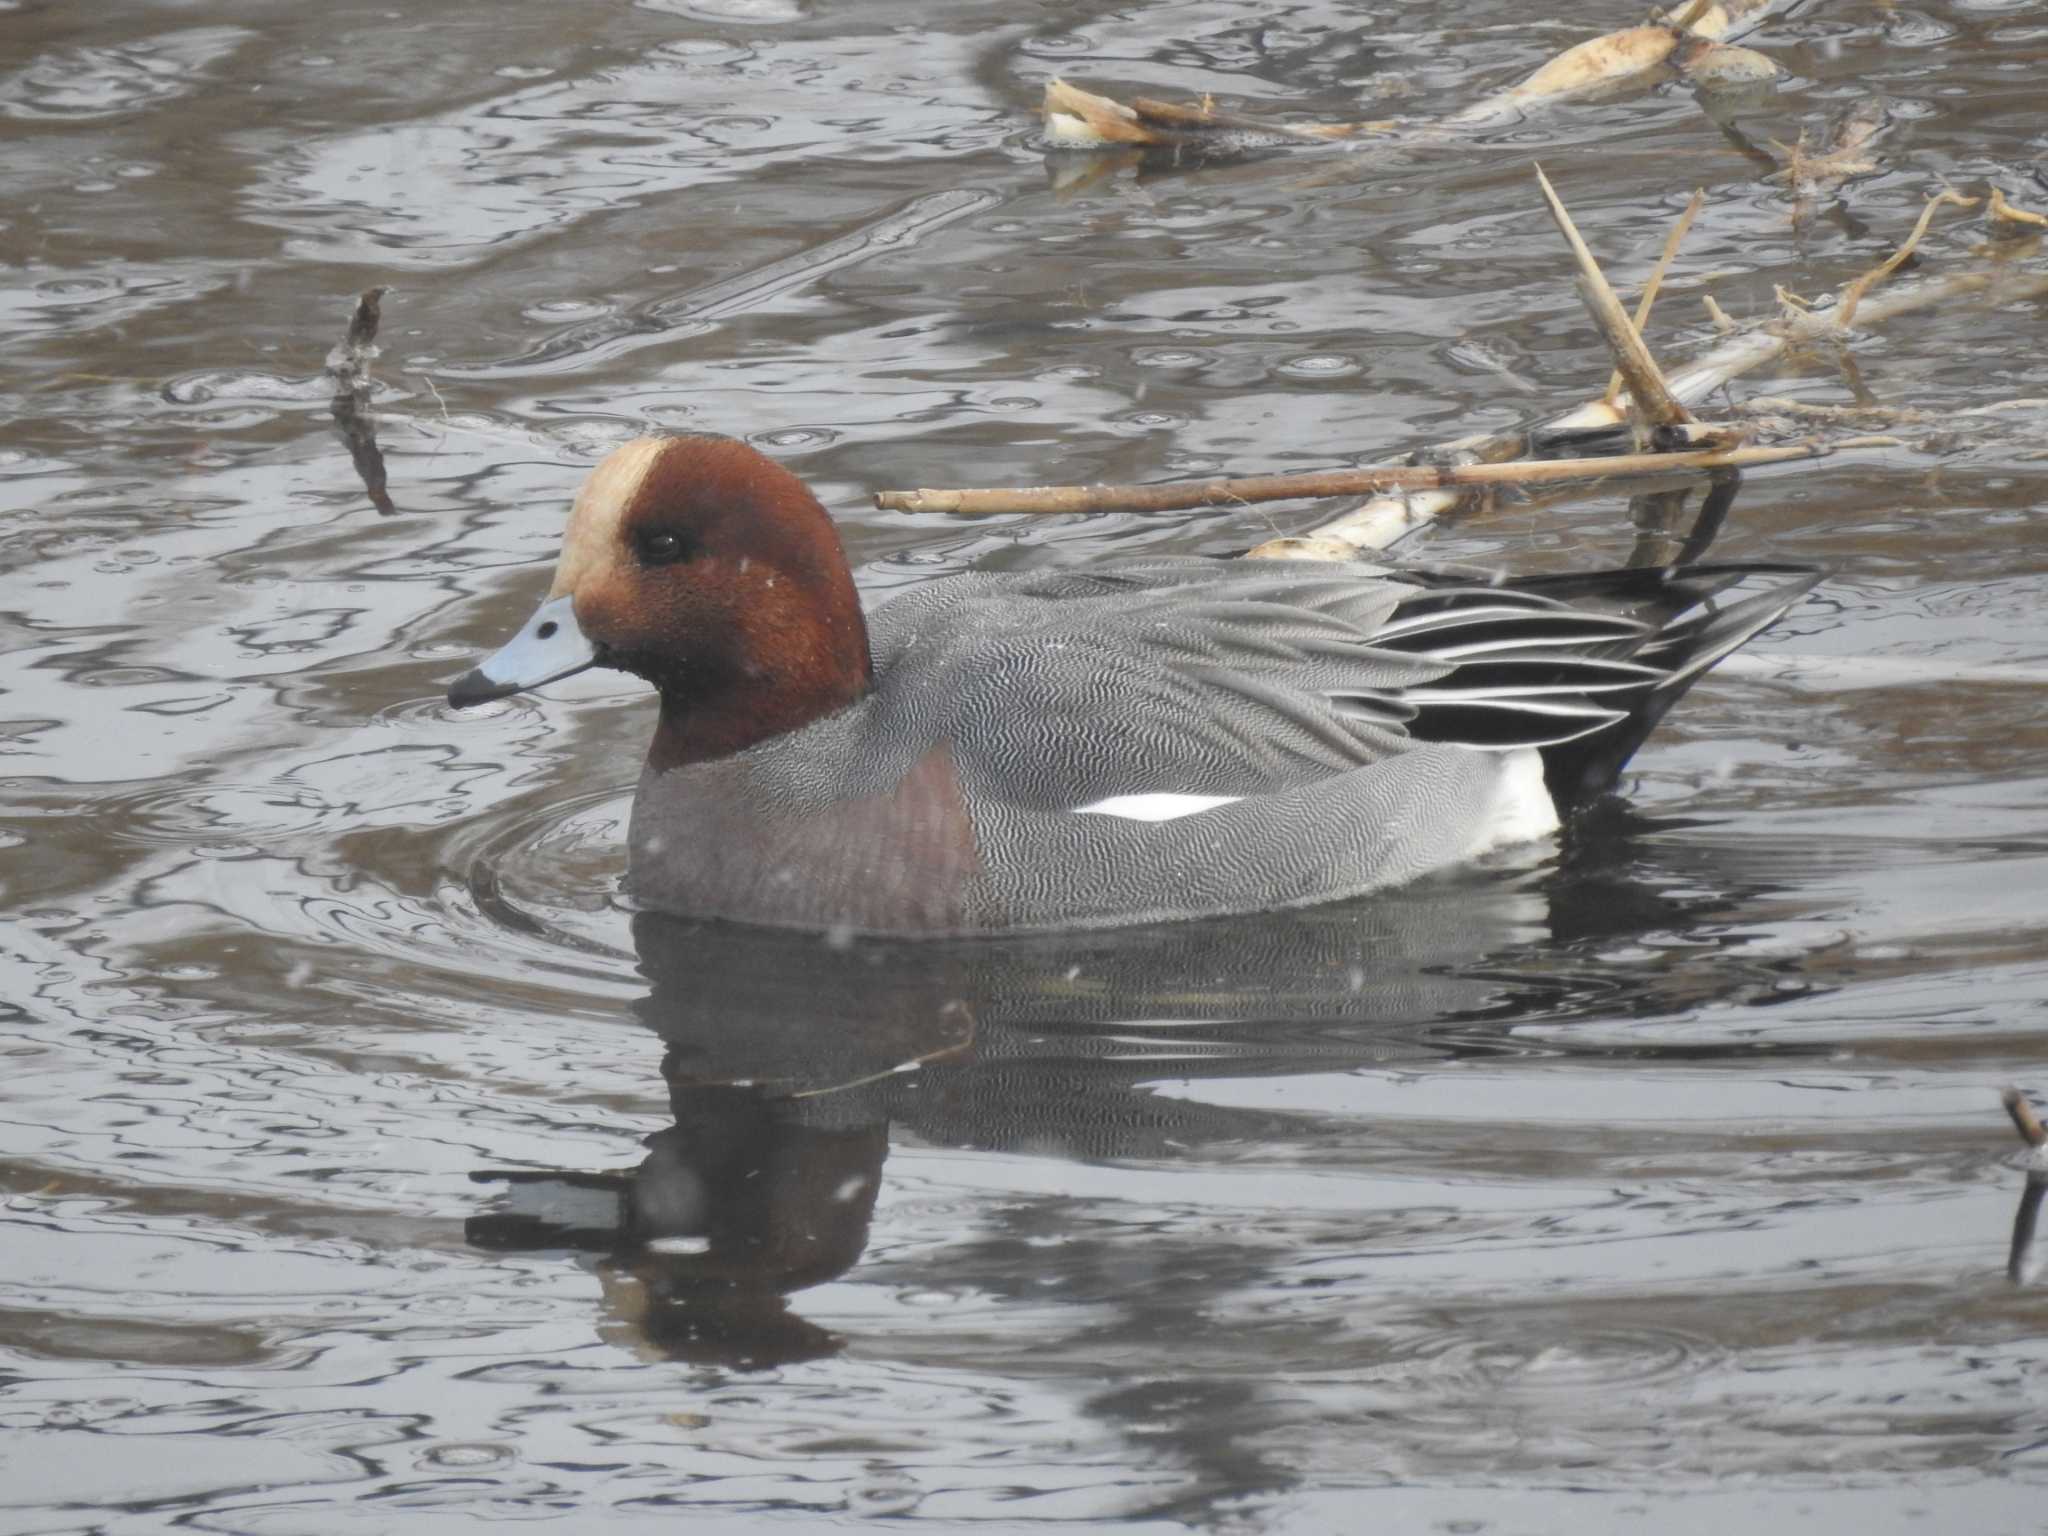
[448,434,1816,934]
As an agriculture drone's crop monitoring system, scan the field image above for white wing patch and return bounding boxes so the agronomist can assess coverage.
[1072,792,1244,823]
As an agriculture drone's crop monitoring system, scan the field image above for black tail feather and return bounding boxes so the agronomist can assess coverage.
[1393,562,1822,809]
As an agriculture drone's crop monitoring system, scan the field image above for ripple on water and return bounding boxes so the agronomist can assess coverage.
[1130,347,1216,370]
[0,27,251,120]
[434,783,638,963]
[750,426,840,449]
[108,784,341,844]
[161,370,336,407]
[1418,1320,1723,1398]
[1277,353,1363,379]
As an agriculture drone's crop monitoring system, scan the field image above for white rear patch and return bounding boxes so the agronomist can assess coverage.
[1073,792,1243,823]
[1462,747,1560,858]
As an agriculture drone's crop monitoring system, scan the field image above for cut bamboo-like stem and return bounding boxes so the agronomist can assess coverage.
[1536,164,1691,431]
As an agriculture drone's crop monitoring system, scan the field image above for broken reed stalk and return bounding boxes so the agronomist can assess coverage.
[1535,164,1692,432]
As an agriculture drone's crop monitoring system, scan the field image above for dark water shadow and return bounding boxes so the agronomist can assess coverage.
[467,809,1850,1369]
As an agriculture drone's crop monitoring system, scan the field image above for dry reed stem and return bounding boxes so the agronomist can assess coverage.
[1837,187,1979,326]
[875,436,1890,517]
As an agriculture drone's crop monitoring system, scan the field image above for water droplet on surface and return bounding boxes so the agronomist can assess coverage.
[1279,353,1361,378]
[424,1442,513,1469]
[752,427,837,449]
[1131,348,1209,369]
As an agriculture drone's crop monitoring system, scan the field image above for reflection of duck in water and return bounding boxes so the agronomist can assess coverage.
[470,1083,889,1369]
[445,435,1816,934]
[468,822,1838,1367]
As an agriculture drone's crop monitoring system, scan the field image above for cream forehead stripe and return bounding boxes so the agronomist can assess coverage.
[548,437,670,599]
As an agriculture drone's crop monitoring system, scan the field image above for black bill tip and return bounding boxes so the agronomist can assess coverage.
[448,667,519,709]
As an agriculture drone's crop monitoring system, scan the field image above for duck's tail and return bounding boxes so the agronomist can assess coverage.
[1376,561,1822,810]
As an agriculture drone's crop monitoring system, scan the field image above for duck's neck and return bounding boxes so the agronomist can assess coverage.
[645,565,872,773]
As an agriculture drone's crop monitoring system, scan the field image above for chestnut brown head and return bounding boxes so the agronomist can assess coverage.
[448,435,872,764]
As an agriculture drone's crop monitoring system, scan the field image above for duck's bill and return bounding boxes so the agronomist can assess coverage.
[447,594,599,708]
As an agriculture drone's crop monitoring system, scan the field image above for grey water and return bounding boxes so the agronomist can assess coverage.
[5,1,2048,1529]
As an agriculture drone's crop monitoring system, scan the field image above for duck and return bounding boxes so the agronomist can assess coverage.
[447,433,1817,935]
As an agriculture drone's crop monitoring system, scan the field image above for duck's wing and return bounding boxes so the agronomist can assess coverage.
[868,557,1818,815]
[868,564,1441,809]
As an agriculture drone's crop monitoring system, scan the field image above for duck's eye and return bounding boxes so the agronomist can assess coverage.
[636,529,690,566]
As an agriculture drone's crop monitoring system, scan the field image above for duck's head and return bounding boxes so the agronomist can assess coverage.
[447,435,872,764]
